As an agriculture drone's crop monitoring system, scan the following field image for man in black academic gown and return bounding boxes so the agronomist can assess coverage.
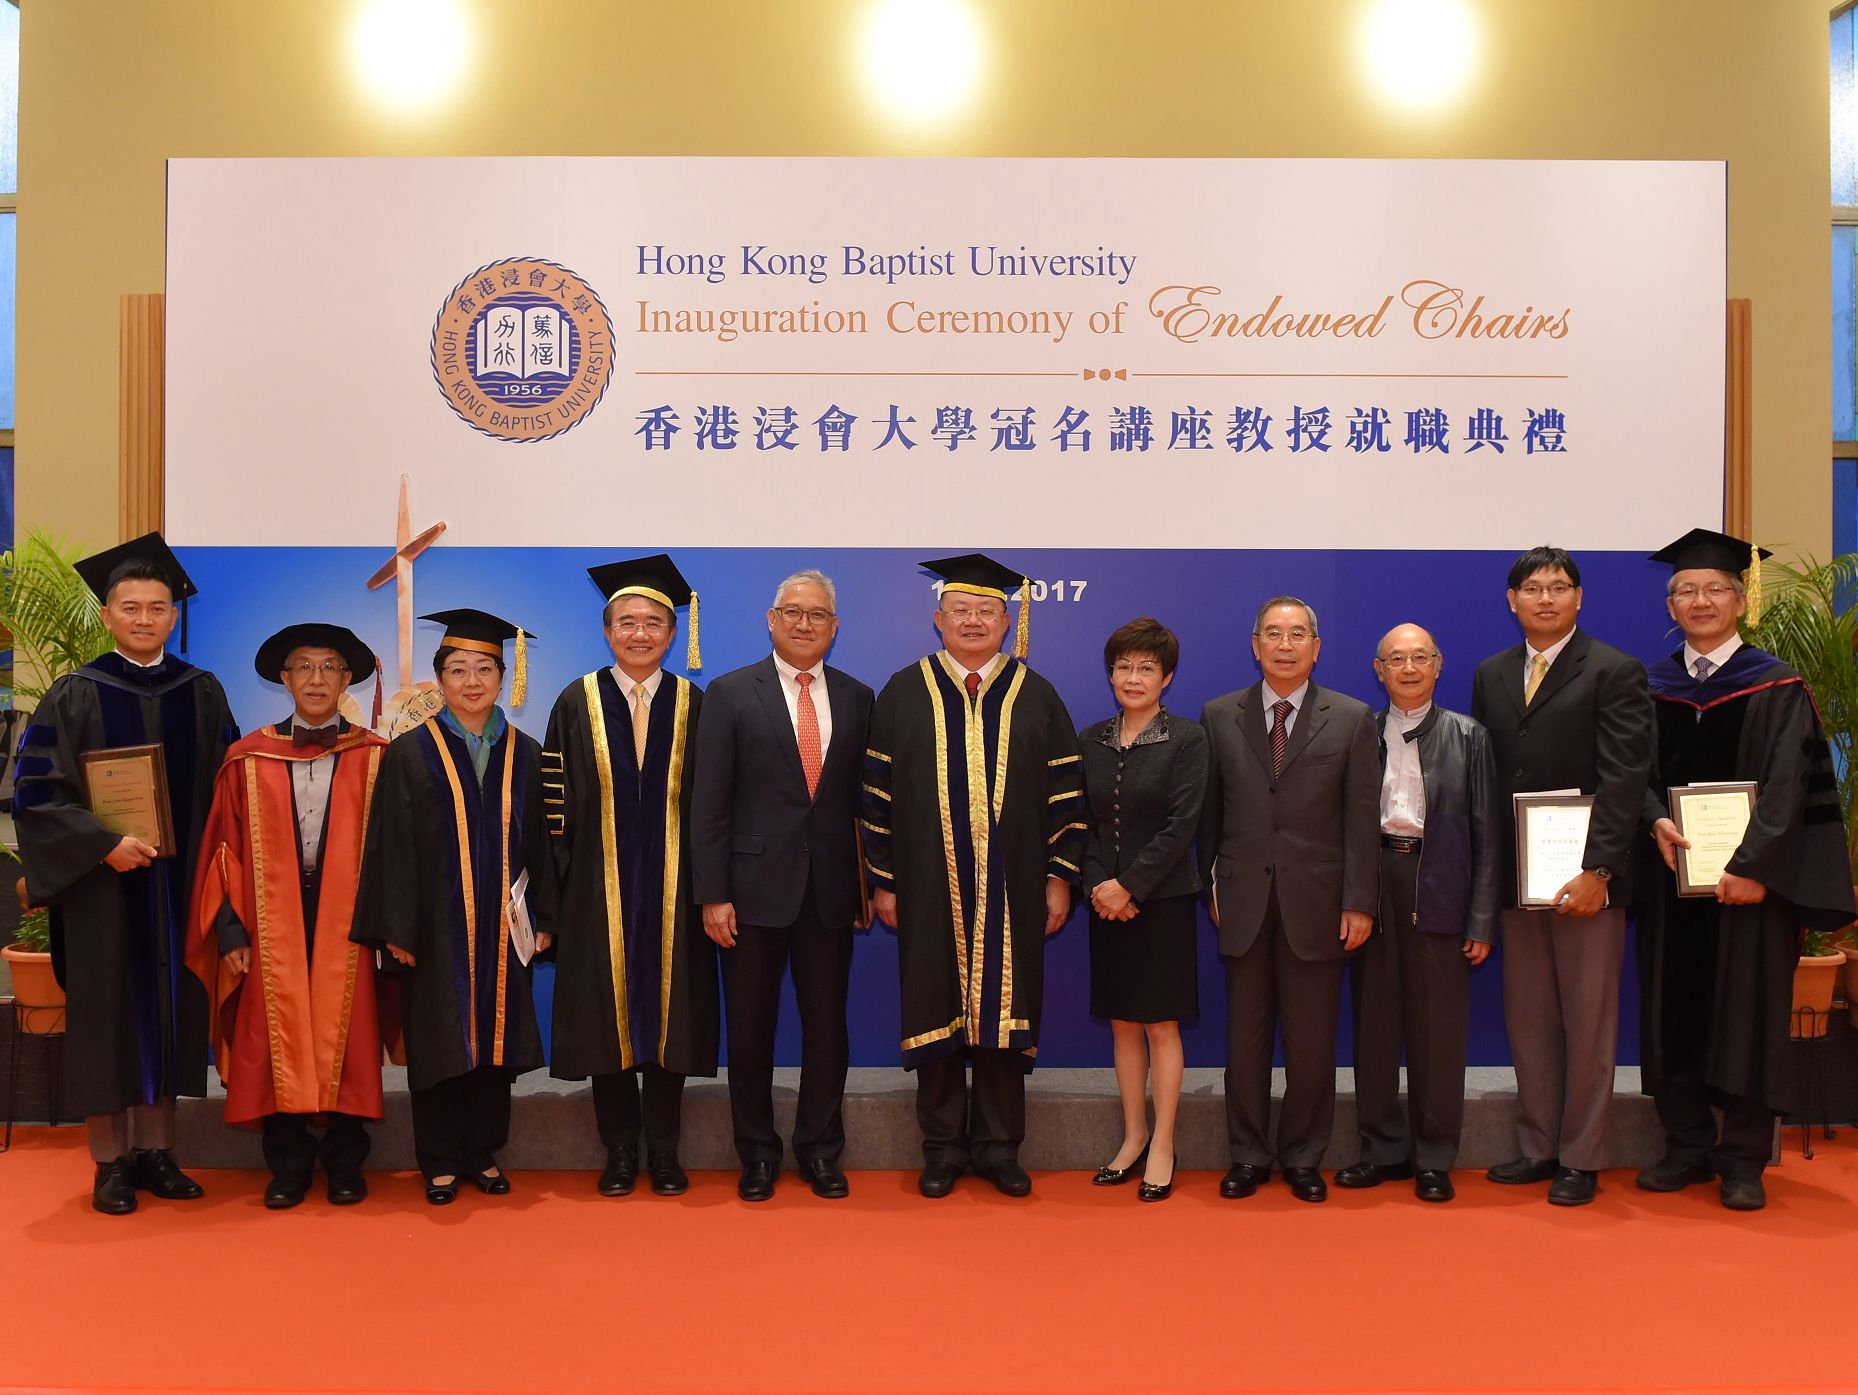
[13,533,236,1214]
[544,555,718,1197]
[1636,527,1856,1211]
[863,554,1086,1198]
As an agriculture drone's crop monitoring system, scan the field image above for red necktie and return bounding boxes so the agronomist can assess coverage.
[965,670,982,699]
[795,672,822,799]
[1270,699,1291,780]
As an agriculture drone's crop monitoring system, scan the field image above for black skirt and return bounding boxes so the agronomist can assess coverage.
[1088,891,1199,1023]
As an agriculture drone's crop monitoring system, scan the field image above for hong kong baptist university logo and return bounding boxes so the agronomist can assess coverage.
[431,257,615,443]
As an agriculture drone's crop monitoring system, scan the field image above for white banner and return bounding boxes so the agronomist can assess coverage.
[165,157,1724,550]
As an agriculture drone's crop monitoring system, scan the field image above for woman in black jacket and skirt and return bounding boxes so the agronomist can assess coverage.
[1079,618,1208,1201]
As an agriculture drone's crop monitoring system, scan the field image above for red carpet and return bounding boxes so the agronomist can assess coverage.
[0,1126,1854,1395]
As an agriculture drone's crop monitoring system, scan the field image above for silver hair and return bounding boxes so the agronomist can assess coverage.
[1253,595,1319,638]
[772,569,838,610]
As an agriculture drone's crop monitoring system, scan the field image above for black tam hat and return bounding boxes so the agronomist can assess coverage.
[1649,528,1772,624]
[74,531,198,650]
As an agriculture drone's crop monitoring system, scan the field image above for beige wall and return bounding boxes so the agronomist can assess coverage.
[17,0,1835,555]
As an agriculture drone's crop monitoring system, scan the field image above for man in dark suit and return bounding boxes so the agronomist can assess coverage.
[692,569,874,1202]
[1470,545,1652,1207]
[1197,596,1380,1203]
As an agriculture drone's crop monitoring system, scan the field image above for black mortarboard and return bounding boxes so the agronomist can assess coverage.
[254,623,376,681]
[73,531,197,604]
[586,553,701,670]
[1649,527,1772,577]
[420,608,534,706]
[922,553,1033,659]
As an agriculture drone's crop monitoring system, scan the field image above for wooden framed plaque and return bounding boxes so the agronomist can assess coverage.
[1667,781,1758,897]
[81,743,175,858]
[1514,791,1594,908]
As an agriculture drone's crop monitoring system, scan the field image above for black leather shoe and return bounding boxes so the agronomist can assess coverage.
[467,1166,512,1195]
[738,1161,778,1202]
[1547,1166,1597,1206]
[1220,1163,1269,1198]
[598,1146,638,1196]
[92,1158,137,1215]
[1283,1166,1328,1203]
[648,1153,689,1196]
[264,1173,310,1210]
[979,1160,1032,1197]
[1636,1155,1715,1192]
[1335,1160,1414,1189]
[1720,1174,1767,1211]
[1486,1155,1560,1185]
[131,1148,204,1200]
[1415,1169,1455,1203]
[798,1157,850,1199]
[1092,1140,1151,1186]
[424,1176,458,1205]
[326,1170,368,1205]
[1137,1155,1177,1203]
[918,1161,963,1198]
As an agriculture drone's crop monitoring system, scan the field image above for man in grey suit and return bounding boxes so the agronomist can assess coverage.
[1197,596,1380,1202]
[1470,545,1652,1207]
[692,569,874,1202]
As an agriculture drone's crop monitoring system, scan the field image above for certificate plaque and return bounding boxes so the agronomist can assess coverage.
[1515,792,1594,908]
[81,743,175,858]
[1668,781,1758,897]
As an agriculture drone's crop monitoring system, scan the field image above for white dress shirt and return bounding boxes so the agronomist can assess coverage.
[1381,702,1430,836]
[1261,680,1310,737]
[612,665,665,706]
[1522,629,1577,683]
[772,653,831,756]
[116,649,165,667]
[1681,633,1742,680]
[287,714,338,875]
[947,651,1005,689]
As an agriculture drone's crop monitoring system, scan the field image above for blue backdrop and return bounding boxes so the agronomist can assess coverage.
[175,544,1681,1070]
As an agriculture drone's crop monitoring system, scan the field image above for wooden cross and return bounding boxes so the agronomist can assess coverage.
[366,474,446,689]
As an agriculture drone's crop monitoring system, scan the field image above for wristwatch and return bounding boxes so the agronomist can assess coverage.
[1590,865,1613,882]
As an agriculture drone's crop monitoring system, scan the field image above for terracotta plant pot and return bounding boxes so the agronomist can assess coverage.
[1,945,65,1035]
[1792,952,1844,1039]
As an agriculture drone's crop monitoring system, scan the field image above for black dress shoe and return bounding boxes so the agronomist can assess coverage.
[1092,1141,1151,1186]
[1636,1155,1715,1192]
[918,1161,963,1198]
[1283,1166,1328,1203]
[1335,1161,1414,1189]
[798,1157,850,1199]
[979,1160,1032,1197]
[738,1161,778,1202]
[467,1167,512,1195]
[264,1173,310,1210]
[648,1153,689,1196]
[92,1158,137,1215]
[1220,1163,1269,1198]
[326,1171,368,1205]
[1415,1169,1455,1203]
[1547,1166,1597,1206]
[1486,1155,1561,1185]
[131,1148,204,1200]
[598,1146,638,1196]
[1137,1155,1177,1203]
[1720,1174,1767,1211]
[424,1177,458,1205]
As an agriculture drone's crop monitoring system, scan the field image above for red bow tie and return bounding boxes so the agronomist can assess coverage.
[292,725,339,750]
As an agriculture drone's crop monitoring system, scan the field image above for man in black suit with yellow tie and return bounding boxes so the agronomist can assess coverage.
[1471,545,1652,1207]
[692,569,874,1202]
[1197,595,1381,1203]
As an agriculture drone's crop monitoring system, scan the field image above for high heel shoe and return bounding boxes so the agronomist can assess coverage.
[1092,1140,1151,1186]
[1138,1155,1178,1203]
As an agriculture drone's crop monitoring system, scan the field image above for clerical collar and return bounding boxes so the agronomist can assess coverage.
[1681,633,1742,674]
[612,666,664,699]
[115,648,165,669]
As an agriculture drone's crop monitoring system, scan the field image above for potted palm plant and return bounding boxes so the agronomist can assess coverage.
[1,901,61,1034]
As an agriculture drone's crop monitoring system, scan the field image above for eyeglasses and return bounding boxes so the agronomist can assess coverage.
[1257,627,1314,645]
[774,606,836,626]
[288,660,349,678]
[1517,582,1576,599]
[1111,659,1164,677]
[942,606,1004,622]
[441,664,500,681]
[611,617,668,635]
[1377,651,1437,670]
[1670,583,1739,604]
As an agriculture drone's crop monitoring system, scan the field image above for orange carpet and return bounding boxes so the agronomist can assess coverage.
[0,1127,1854,1395]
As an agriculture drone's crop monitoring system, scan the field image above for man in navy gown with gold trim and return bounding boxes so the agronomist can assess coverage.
[1635,528,1855,1211]
[864,554,1086,1198]
[543,555,718,1198]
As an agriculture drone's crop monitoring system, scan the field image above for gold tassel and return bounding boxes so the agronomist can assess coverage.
[1744,543,1762,627]
[511,627,528,707]
[1014,576,1030,660]
[687,590,701,671]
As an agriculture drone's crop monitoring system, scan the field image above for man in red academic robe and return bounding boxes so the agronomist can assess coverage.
[187,623,390,1209]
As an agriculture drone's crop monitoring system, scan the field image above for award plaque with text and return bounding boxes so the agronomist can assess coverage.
[81,744,175,858]
[1668,781,1758,897]
[1515,791,1594,908]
